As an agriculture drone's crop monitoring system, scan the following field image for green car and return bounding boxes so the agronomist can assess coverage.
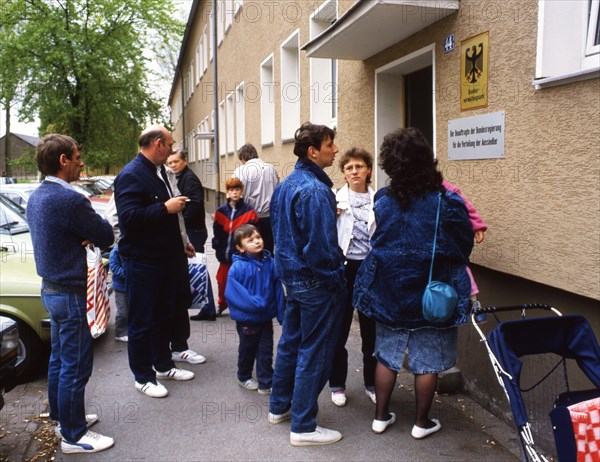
[0,193,50,382]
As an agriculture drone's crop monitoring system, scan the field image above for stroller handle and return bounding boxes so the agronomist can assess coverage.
[472,303,557,315]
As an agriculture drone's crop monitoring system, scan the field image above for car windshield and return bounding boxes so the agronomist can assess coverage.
[0,194,29,235]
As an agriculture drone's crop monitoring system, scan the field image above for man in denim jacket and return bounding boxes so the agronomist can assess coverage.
[267,123,346,446]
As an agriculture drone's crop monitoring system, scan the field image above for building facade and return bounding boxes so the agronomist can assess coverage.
[170,0,600,449]
[0,133,40,179]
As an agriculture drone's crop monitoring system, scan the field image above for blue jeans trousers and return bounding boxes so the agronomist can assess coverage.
[236,321,274,390]
[42,286,93,443]
[269,283,345,433]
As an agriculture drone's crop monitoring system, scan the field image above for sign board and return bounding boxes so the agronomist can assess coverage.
[448,111,505,160]
[443,33,455,53]
[460,31,489,110]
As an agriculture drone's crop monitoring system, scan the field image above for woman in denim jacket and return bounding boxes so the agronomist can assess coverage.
[353,128,474,439]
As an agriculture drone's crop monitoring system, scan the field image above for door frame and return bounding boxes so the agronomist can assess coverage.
[374,43,436,189]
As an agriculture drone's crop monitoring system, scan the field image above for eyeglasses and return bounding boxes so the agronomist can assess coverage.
[343,164,367,173]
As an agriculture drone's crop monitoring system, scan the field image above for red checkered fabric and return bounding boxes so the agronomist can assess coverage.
[569,397,600,462]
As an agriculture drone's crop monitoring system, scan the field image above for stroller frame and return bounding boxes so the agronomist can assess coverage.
[471,303,600,462]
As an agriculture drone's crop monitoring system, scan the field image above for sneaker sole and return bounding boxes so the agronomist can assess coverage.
[61,441,114,454]
[290,435,342,446]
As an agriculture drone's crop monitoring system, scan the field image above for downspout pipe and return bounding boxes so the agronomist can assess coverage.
[212,0,220,209]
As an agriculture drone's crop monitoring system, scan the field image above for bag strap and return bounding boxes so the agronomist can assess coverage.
[428,192,442,283]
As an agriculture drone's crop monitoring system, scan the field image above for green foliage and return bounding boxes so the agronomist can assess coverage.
[0,0,185,168]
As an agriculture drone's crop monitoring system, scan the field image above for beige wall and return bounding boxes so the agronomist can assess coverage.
[171,0,600,300]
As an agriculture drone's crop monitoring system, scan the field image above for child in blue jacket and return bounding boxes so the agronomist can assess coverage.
[109,243,129,342]
[225,224,283,394]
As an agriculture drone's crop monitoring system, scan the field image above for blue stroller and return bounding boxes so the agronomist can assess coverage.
[471,303,600,462]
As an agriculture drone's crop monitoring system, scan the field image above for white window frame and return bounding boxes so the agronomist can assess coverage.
[226,92,235,155]
[217,1,225,46]
[235,83,246,150]
[586,0,600,56]
[225,0,234,32]
[196,123,203,161]
[234,0,242,17]
[309,0,338,128]
[280,30,301,142]
[260,54,275,146]
[195,45,201,85]
[203,117,211,160]
[203,26,209,72]
[534,0,600,89]
[218,101,226,156]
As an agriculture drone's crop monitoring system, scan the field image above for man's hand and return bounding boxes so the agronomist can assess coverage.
[185,242,196,258]
[165,196,188,214]
[81,240,92,247]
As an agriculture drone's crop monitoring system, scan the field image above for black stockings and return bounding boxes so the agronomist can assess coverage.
[374,361,397,421]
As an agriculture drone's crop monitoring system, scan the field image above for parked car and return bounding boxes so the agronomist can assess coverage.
[0,183,40,208]
[0,177,17,184]
[0,316,19,410]
[0,194,50,382]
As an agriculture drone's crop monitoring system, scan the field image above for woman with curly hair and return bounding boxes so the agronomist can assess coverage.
[353,127,474,438]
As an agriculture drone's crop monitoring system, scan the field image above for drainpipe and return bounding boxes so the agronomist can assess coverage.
[211,0,220,210]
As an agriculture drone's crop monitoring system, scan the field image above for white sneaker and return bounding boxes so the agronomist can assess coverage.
[135,381,168,398]
[115,336,128,342]
[55,414,99,438]
[290,426,342,446]
[257,388,271,395]
[60,430,114,454]
[331,390,347,407]
[238,378,259,390]
[171,349,206,364]
[268,408,292,424]
[365,388,377,404]
[155,367,194,381]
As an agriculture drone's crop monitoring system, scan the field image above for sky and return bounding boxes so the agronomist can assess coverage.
[0,0,192,140]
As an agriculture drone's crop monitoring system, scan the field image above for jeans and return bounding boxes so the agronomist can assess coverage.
[270,283,345,433]
[329,259,376,390]
[41,286,93,443]
[114,290,129,338]
[236,321,274,390]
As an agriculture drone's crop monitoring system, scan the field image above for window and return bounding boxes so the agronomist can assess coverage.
[218,101,226,156]
[309,0,338,127]
[202,117,211,160]
[188,131,196,163]
[195,45,201,85]
[217,1,224,46]
[280,31,301,141]
[203,26,209,72]
[235,83,246,150]
[189,64,194,97]
[535,0,600,88]
[234,0,242,17]
[225,0,234,32]
[226,93,235,154]
[260,55,275,146]
[209,8,214,61]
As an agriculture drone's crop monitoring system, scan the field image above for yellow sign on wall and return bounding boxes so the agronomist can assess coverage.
[460,31,489,111]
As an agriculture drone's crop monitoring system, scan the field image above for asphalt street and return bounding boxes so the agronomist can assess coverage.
[1,226,523,462]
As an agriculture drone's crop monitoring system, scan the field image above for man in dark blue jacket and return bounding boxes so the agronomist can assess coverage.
[114,126,195,398]
[27,134,114,454]
[268,123,346,446]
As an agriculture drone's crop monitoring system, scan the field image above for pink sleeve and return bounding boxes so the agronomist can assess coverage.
[443,180,488,232]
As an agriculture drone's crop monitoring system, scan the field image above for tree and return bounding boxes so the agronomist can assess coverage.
[0,0,185,171]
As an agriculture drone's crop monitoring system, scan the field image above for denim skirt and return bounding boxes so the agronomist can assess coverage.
[374,322,457,374]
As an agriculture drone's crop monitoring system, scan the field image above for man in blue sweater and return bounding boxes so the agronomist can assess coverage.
[114,125,196,399]
[26,134,115,454]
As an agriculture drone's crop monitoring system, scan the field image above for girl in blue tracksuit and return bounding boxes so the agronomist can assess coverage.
[225,224,283,394]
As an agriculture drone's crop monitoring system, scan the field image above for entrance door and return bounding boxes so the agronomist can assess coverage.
[375,45,435,189]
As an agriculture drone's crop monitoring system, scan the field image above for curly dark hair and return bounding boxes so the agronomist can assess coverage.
[379,127,443,208]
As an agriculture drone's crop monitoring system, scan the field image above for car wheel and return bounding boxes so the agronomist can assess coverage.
[12,319,48,383]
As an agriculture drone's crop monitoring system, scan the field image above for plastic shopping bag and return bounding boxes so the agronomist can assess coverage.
[86,244,110,338]
[189,253,209,309]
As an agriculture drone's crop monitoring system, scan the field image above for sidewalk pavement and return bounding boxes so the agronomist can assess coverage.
[1,228,522,461]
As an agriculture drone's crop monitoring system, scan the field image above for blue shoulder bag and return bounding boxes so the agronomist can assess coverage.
[421,192,458,323]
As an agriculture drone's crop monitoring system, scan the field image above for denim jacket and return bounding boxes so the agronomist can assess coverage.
[271,160,345,290]
[353,187,474,329]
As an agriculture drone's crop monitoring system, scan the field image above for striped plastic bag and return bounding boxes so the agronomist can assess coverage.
[86,244,110,338]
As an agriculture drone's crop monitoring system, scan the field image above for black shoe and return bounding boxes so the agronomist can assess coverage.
[217,306,228,316]
[190,312,216,321]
